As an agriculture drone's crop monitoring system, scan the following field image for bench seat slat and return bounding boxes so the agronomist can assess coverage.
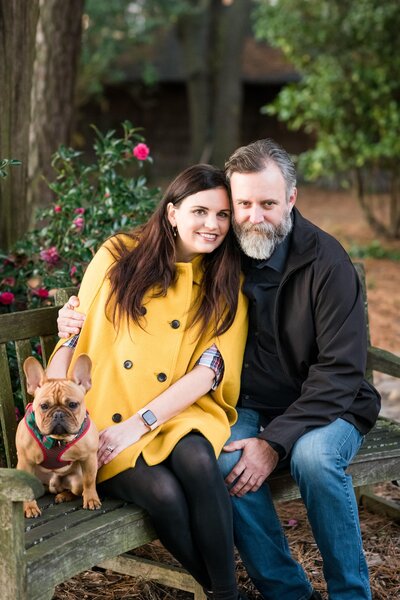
[25,497,127,548]
[26,504,156,600]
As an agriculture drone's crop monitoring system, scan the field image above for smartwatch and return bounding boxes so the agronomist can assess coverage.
[137,408,158,431]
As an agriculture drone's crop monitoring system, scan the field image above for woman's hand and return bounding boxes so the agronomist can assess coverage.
[97,416,149,467]
[57,296,86,338]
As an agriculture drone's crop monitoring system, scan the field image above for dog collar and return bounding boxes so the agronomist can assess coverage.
[24,403,89,450]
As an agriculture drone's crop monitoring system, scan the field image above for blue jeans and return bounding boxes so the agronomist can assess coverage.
[218,408,371,600]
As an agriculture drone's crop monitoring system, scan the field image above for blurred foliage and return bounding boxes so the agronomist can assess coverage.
[0,159,22,178]
[349,241,400,261]
[79,0,197,103]
[253,0,400,237]
[0,121,160,314]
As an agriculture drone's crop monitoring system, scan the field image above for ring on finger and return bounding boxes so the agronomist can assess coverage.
[106,446,114,453]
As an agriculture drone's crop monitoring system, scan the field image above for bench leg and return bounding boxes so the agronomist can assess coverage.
[356,485,400,522]
[0,501,27,600]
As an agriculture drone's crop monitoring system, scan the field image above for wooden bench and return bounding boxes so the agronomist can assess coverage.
[1,267,400,600]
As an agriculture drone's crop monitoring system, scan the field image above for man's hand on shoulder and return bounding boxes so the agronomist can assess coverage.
[57,296,85,338]
[223,438,279,497]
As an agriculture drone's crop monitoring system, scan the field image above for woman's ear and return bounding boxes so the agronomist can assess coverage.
[166,202,176,227]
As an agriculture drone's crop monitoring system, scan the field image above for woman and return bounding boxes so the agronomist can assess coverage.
[48,164,248,600]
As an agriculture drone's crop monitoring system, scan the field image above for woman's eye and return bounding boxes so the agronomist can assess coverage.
[194,209,206,215]
[218,212,230,219]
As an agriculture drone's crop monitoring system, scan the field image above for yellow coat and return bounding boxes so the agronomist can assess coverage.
[52,238,248,483]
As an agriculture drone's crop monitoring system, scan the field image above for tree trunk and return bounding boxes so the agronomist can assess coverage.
[0,0,39,251]
[211,0,249,167]
[28,0,84,213]
[177,0,213,164]
[176,0,249,167]
[355,169,400,240]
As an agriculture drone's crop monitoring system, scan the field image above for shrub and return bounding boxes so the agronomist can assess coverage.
[0,121,160,314]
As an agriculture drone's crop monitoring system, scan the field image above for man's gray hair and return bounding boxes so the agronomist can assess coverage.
[225,139,297,199]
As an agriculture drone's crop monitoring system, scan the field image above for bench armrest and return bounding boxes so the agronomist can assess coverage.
[0,468,44,502]
[367,346,400,379]
[367,346,400,377]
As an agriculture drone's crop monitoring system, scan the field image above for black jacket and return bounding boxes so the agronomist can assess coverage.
[258,207,381,458]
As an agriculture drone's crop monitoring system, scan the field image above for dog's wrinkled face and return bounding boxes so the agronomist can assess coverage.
[32,380,87,436]
[24,354,92,438]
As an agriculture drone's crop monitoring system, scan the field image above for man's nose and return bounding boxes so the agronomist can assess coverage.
[249,205,264,224]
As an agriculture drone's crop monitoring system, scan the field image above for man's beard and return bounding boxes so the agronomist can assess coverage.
[233,209,293,260]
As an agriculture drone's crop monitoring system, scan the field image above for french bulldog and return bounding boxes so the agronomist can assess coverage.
[16,354,101,518]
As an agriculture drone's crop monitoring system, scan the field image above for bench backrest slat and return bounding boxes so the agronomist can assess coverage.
[0,343,19,467]
[15,339,35,408]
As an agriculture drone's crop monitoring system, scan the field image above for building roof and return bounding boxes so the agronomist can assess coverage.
[118,28,298,85]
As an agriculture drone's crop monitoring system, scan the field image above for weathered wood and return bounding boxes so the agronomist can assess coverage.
[357,487,400,522]
[54,287,78,306]
[15,339,34,408]
[0,469,43,501]
[0,500,27,600]
[0,306,59,343]
[368,346,400,378]
[99,554,207,599]
[40,334,58,366]
[0,343,19,467]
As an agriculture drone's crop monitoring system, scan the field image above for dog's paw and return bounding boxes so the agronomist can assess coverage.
[83,495,102,510]
[24,501,41,518]
[55,490,76,504]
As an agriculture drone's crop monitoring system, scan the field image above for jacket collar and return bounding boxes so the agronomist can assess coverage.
[283,207,318,275]
[176,254,204,285]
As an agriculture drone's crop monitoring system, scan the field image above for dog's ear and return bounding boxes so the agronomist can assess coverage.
[71,354,92,392]
[23,357,46,395]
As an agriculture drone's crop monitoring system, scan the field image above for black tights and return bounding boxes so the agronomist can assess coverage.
[98,433,237,599]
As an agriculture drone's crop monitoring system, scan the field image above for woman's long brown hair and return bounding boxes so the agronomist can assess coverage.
[106,164,241,337]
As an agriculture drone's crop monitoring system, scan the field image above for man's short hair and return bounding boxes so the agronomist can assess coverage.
[225,139,297,199]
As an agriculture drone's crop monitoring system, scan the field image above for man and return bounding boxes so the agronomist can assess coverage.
[57,139,380,600]
[218,139,380,600]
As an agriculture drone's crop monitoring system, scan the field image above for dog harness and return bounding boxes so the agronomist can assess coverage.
[23,403,91,470]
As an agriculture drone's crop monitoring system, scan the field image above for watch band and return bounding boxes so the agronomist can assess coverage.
[137,408,158,431]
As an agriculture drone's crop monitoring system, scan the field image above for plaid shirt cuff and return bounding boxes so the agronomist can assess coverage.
[62,334,80,348]
[196,344,224,391]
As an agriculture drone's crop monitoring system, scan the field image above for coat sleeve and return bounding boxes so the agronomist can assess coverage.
[259,258,371,458]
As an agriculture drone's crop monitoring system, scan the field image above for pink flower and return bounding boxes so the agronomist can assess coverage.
[133,143,150,161]
[74,207,85,215]
[0,291,15,305]
[70,265,77,277]
[35,288,49,299]
[54,205,62,213]
[1,276,15,287]
[104,192,111,198]
[40,246,60,265]
[73,216,85,230]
